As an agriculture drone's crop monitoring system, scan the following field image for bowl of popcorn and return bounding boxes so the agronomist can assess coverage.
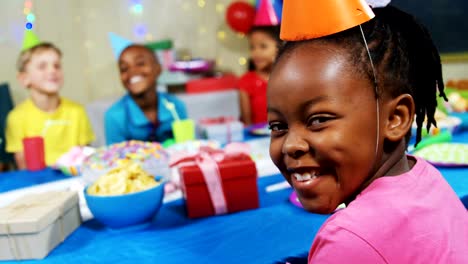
[84,160,165,229]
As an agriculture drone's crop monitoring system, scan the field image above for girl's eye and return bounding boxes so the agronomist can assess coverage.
[307,115,334,127]
[136,60,146,67]
[268,122,288,132]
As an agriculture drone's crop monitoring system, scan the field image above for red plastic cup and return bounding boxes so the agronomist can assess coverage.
[22,136,46,171]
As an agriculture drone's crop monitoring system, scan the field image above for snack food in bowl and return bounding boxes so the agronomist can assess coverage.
[84,161,165,229]
[87,161,160,195]
[81,140,170,185]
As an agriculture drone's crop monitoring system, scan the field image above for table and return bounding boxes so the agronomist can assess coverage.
[1,131,467,263]
[1,173,328,263]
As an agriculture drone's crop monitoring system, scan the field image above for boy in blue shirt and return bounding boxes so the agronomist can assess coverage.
[105,44,187,145]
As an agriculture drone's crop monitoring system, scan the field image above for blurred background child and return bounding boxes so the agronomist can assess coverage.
[238,25,282,126]
[6,42,95,169]
[105,44,187,145]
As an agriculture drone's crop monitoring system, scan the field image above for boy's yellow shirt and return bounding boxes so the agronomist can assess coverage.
[5,98,95,165]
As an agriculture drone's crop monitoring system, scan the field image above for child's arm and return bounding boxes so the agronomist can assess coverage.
[239,90,252,125]
[14,152,26,170]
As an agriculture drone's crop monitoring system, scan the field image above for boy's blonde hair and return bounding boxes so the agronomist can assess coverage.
[17,42,62,72]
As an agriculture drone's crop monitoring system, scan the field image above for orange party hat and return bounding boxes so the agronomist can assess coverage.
[280,0,375,41]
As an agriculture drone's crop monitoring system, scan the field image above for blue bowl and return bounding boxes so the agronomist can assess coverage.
[84,181,165,229]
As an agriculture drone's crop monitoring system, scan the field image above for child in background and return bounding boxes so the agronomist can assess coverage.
[267,2,467,263]
[6,42,95,169]
[105,44,187,145]
[238,25,282,125]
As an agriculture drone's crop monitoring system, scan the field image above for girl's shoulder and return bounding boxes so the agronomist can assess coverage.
[238,72,265,89]
[239,71,259,82]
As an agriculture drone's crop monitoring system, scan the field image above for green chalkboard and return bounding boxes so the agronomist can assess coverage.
[392,0,468,59]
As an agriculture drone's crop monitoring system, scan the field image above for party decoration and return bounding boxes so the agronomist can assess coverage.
[255,0,283,22]
[108,32,133,59]
[146,39,175,70]
[225,1,256,34]
[22,0,36,39]
[26,13,35,22]
[280,0,375,41]
[128,0,148,40]
[24,0,32,8]
[254,0,279,26]
[22,29,40,51]
[131,3,143,14]
[134,24,147,38]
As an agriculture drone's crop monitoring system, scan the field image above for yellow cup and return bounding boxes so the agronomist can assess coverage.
[172,119,195,143]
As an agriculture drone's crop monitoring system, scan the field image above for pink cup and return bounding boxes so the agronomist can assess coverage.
[22,136,46,171]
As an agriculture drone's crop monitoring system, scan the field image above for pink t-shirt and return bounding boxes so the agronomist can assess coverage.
[309,156,468,264]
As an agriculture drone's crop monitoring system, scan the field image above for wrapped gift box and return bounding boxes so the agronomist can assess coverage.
[0,191,81,260]
[177,145,259,218]
[197,117,244,145]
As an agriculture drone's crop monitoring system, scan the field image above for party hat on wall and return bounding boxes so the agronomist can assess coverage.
[108,32,133,59]
[254,0,279,26]
[280,0,375,41]
[22,29,41,51]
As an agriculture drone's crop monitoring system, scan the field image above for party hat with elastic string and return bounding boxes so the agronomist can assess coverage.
[280,0,375,41]
[22,29,41,51]
[254,0,279,26]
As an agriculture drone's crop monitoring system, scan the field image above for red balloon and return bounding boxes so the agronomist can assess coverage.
[226,1,256,34]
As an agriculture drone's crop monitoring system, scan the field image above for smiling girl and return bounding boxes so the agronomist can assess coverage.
[267,2,467,263]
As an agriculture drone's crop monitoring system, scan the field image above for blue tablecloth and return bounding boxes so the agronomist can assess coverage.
[0,130,466,263]
[1,174,327,264]
[0,168,69,193]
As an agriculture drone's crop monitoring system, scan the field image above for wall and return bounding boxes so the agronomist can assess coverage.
[0,0,249,105]
[1,0,467,106]
[443,63,468,82]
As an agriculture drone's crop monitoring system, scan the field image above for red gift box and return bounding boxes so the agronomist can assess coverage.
[174,144,259,218]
